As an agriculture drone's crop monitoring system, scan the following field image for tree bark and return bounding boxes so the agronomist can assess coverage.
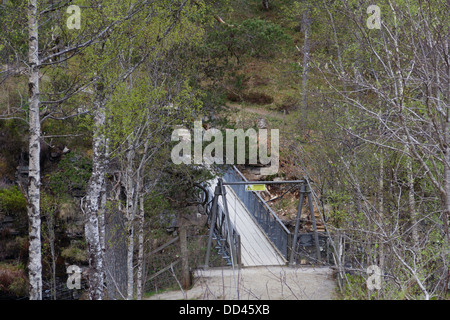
[27,0,42,300]
[136,193,145,300]
[443,133,450,241]
[83,85,107,300]
[99,140,109,265]
[301,9,311,129]
[378,151,385,293]
[406,148,419,245]
[441,36,450,243]
[125,145,136,300]
[45,211,57,300]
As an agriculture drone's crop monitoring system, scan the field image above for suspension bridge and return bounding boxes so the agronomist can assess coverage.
[206,175,286,267]
[146,165,335,300]
[203,166,324,269]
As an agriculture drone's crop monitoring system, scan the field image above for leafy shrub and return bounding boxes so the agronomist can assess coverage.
[61,242,88,264]
[0,186,27,217]
[237,19,292,57]
[339,273,369,300]
[49,152,92,196]
[204,18,291,62]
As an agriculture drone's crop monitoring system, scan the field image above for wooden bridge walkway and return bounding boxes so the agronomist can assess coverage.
[207,177,286,267]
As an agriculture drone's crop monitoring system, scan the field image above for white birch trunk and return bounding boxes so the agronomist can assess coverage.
[125,146,136,300]
[126,217,135,300]
[27,0,42,300]
[84,86,107,300]
[99,139,109,265]
[135,140,150,300]
[99,174,107,266]
[136,193,145,300]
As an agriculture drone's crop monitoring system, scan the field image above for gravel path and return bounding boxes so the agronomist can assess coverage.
[147,266,336,300]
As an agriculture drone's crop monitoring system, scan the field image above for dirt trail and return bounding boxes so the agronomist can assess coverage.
[226,103,285,120]
[147,266,336,300]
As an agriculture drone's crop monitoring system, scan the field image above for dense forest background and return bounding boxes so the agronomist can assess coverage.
[0,0,448,300]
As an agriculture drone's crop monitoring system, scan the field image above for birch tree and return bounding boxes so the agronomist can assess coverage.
[1,0,134,299]
[26,0,42,300]
[313,0,449,298]
[279,0,449,299]
[1,0,204,299]
[107,59,203,299]
[77,0,208,299]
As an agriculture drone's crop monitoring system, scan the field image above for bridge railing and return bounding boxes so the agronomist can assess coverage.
[223,166,291,261]
[205,183,242,267]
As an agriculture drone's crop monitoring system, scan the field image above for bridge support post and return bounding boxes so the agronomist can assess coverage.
[220,178,238,268]
[203,179,240,269]
[203,184,221,269]
[289,183,306,266]
[307,180,322,262]
[289,179,321,266]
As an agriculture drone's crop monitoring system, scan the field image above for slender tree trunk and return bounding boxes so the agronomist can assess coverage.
[125,145,136,300]
[126,220,135,300]
[84,85,107,300]
[442,40,450,296]
[441,37,450,243]
[134,140,151,300]
[136,193,145,300]
[46,211,57,300]
[406,149,419,245]
[98,176,107,273]
[377,151,385,299]
[443,143,450,295]
[99,139,109,265]
[27,0,42,300]
[301,9,311,129]
[443,135,450,241]
[378,154,385,244]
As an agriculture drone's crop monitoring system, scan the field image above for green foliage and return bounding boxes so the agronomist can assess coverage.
[339,273,368,300]
[0,186,27,217]
[204,18,291,62]
[48,152,92,196]
[238,18,292,57]
[145,194,173,218]
[0,0,27,62]
[40,192,58,222]
[323,190,351,227]
[145,193,176,239]
[61,240,88,264]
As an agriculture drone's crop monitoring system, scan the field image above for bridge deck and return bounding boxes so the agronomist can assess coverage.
[209,178,286,267]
